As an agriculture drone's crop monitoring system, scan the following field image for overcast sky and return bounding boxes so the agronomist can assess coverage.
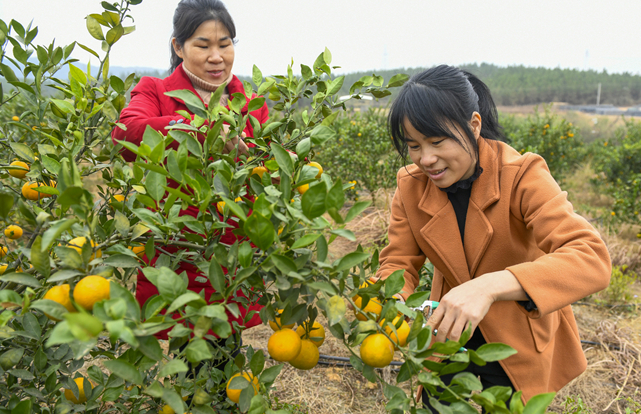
[2,0,641,77]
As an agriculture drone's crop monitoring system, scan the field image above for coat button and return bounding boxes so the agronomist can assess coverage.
[169,120,176,126]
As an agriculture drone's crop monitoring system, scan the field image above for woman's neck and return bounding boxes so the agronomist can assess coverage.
[182,64,232,105]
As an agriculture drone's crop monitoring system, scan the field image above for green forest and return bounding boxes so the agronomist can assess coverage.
[336,63,641,107]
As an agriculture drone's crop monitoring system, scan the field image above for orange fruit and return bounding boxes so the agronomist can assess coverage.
[289,339,319,370]
[269,315,295,331]
[0,264,7,274]
[297,184,309,195]
[73,275,110,311]
[4,225,23,239]
[226,372,259,403]
[109,194,125,208]
[43,284,76,321]
[296,321,325,347]
[11,116,19,122]
[21,182,43,200]
[308,161,323,179]
[267,329,302,362]
[159,406,175,414]
[217,197,243,214]
[251,166,268,178]
[8,161,29,179]
[129,245,145,257]
[64,377,91,404]
[380,316,410,347]
[67,237,101,261]
[360,333,394,368]
[0,246,7,258]
[353,295,382,321]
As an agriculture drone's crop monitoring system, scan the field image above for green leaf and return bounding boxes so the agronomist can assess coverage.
[158,359,189,377]
[475,343,518,362]
[104,254,140,268]
[334,252,369,272]
[248,97,266,113]
[310,125,336,146]
[110,281,141,321]
[523,392,555,414]
[252,65,263,86]
[185,338,213,363]
[301,181,327,219]
[345,200,371,223]
[41,218,77,252]
[290,234,321,249]
[146,171,167,202]
[10,142,35,162]
[384,269,405,298]
[220,196,247,221]
[208,257,226,293]
[387,73,410,88]
[30,299,69,320]
[103,359,142,385]
[405,291,431,308]
[270,143,293,176]
[136,335,164,361]
[329,229,355,241]
[30,236,50,279]
[105,24,124,45]
[156,268,187,302]
[10,398,32,414]
[244,213,274,251]
[0,273,41,288]
[327,295,346,325]
[327,76,345,96]
[68,64,87,86]
[164,90,207,118]
[271,254,297,275]
[0,193,14,220]
[167,291,206,313]
[326,178,345,211]
[86,15,104,40]
[259,364,283,383]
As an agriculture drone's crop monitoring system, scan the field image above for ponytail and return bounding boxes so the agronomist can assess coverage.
[462,70,505,142]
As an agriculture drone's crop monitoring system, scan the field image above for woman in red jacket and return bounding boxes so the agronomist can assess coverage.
[112,0,267,368]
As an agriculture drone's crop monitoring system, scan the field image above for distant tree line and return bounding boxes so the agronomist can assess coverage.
[335,63,641,107]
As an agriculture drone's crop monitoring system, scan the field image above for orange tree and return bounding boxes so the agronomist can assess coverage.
[0,2,557,413]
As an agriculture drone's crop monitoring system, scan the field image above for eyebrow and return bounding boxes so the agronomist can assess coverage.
[195,36,231,42]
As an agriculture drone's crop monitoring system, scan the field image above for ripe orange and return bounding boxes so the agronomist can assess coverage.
[67,237,102,261]
[226,372,259,403]
[353,295,382,321]
[380,316,410,347]
[217,197,243,214]
[11,116,19,122]
[8,161,29,179]
[128,245,145,257]
[267,329,302,362]
[251,166,268,178]
[4,225,23,239]
[64,377,91,404]
[0,246,7,258]
[73,275,110,311]
[159,405,175,414]
[360,333,394,368]
[289,339,319,370]
[308,161,323,179]
[296,184,309,195]
[268,315,295,331]
[296,321,325,347]
[43,284,76,320]
[21,182,43,200]
[109,194,125,208]
[0,264,7,274]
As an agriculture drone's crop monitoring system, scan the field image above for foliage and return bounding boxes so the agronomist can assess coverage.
[587,119,641,226]
[313,108,407,203]
[590,265,639,306]
[562,395,594,414]
[0,3,558,414]
[502,105,585,181]
[336,63,641,107]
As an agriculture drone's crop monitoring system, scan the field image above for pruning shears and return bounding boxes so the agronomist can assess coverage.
[408,300,467,352]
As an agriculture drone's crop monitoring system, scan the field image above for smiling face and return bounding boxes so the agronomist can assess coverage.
[404,114,482,188]
[172,19,234,84]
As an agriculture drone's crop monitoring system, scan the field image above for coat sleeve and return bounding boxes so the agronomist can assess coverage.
[375,174,426,300]
[111,77,186,161]
[506,154,611,318]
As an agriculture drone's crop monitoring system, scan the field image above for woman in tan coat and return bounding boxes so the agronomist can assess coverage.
[378,65,611,408]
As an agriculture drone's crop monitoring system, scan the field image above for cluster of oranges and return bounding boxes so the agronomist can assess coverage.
[296,161,322,195]
[6,159,57,201]
[352,280,410,368]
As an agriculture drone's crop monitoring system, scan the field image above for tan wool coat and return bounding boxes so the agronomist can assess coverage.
[377,137,611,402]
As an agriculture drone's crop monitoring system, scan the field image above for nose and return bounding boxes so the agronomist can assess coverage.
[420,148,437,167]
[208,48,223,64]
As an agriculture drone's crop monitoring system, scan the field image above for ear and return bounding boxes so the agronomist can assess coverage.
[470,112,482,140]
[171,38,183,59]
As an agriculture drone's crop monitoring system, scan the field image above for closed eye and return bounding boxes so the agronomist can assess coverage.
[432,139,444,145]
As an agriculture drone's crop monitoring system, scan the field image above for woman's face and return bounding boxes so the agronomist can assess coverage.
[172,20,234,84]
[404,114,481,188]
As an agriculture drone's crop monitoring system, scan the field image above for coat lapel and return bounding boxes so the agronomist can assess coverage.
[465,138,501,276]
[417,180,470,287]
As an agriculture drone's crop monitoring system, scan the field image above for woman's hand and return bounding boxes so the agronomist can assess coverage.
[426,270,528,343]
[221,124,249,156]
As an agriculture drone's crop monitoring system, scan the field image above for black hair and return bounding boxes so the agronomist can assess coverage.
[170,0,236,73]
[388,65,504,163]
